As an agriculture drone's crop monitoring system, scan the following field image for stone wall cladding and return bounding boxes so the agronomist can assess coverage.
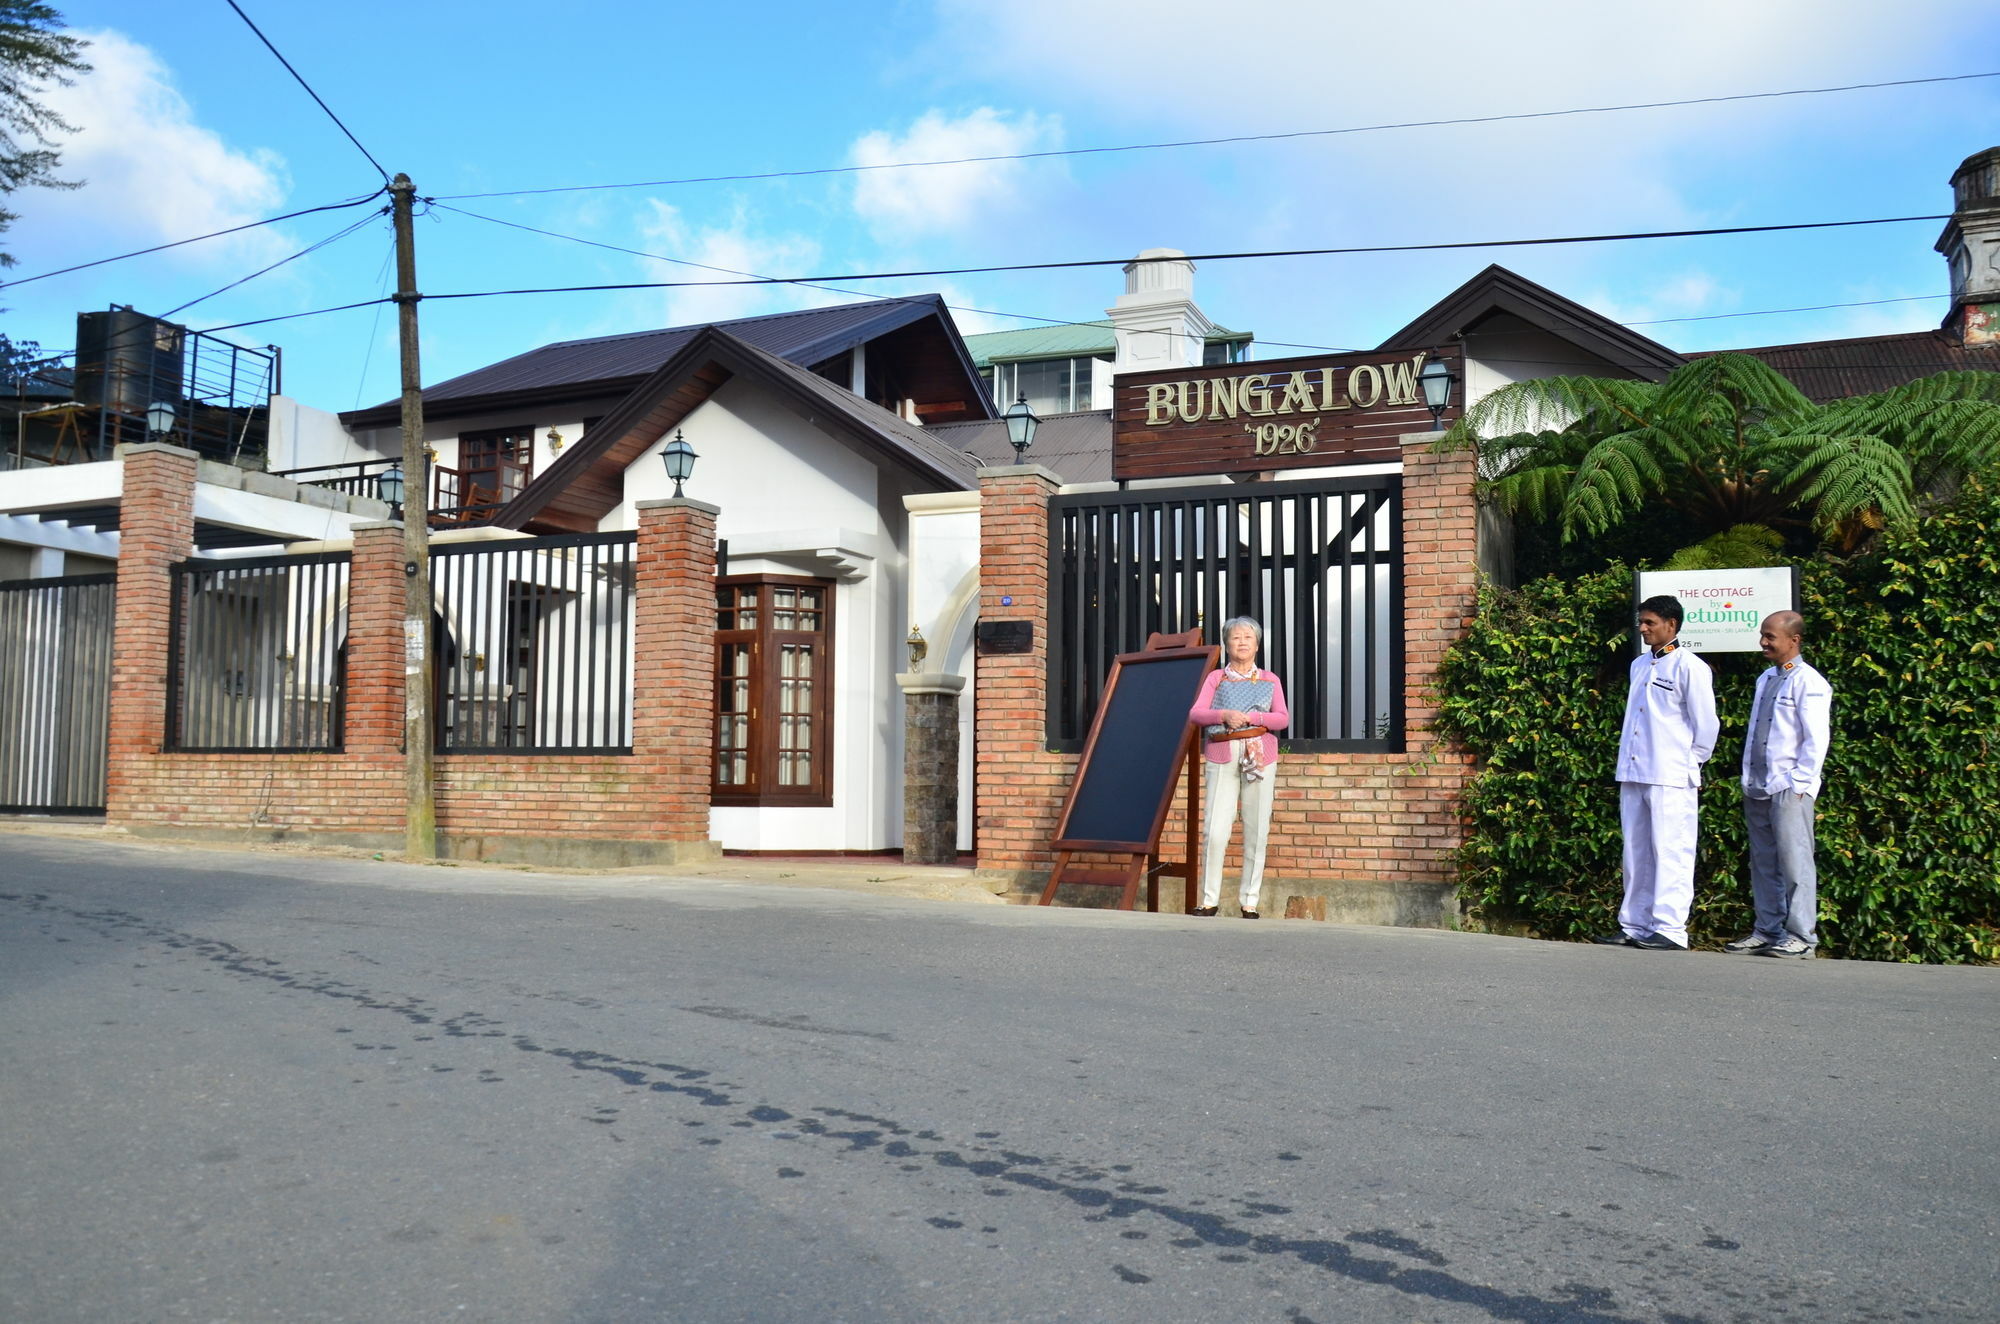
[103,470,721,862]
[973,439,1479,886]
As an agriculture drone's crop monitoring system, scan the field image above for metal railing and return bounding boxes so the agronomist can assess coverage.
[167,552,350,752]
[430,532,636,753]
[0,574,115,813]
[271,457,400,501]
[1047,473,1403,752]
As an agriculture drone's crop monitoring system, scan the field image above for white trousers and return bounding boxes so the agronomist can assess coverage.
[1200,757,1276,911]
[1619,781,1698,946]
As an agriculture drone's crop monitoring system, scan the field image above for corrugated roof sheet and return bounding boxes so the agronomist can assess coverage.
[927,410,1113,483]
[962,321,1252,367]
[1702,329,2000,402]
[366,296,951,411]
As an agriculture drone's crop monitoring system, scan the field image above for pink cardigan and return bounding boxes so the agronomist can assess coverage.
[1188,667,1289,765]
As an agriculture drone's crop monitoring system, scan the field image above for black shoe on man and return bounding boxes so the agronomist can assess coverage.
[1631,933,1688,951]
[1591,932,1636,947]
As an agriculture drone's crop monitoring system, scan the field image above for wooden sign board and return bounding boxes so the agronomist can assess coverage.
[1112,344,1462,481]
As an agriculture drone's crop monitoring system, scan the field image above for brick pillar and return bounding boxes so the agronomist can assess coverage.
[345,522,406,753]
[106,443,198,820]
[896,673,965,864]
[973,464,1062,875]
[634,497,722,857]
[1399,432,1481,755]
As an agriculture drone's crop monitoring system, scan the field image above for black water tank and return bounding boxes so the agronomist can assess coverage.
[75,306,184,413]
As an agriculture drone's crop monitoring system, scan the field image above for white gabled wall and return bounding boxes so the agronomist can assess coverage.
[607,378,914,854]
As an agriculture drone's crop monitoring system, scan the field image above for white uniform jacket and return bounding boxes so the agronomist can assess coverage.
[1739,657,1832,798]
[1615,643,1719,788]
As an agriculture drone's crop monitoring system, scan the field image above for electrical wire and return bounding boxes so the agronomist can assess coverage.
[161,206,387,317]
[439,207,1958,355]
[224,0,390,182]
[0,191,386,289]
[436,71,2000,201]
[409,213,1952,301]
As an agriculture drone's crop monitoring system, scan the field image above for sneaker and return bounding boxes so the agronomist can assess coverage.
[1631,933,1688,951]
[1724,933,1773,954]
[1591,932,1636,946]
[1758,936,1813,959]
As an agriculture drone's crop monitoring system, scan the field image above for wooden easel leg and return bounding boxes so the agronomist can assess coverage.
[1117,857,1145,912]
[1037,852,1071,906]
[1145,856,1160,913]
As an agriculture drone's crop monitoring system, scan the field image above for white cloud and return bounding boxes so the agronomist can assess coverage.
[635,200,836,327]
[849,108,1062,238]
[23,30,290,266]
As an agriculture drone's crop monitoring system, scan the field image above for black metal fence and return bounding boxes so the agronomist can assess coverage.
[271,457,400,501]
[0,574,115,812]
[1048,474,1402,752]
[168,552,349,751]
[430,532,636,753]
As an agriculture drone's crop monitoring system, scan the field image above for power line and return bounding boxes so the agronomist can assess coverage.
[1623,293,1944,326]
[162,206,387,317]
[436,71,2000,201]
[410,213,1951,301]
[0,191,386,289]
[224,0,389,182]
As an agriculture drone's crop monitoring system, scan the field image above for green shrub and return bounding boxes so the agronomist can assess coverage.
[1438,475,2000,963]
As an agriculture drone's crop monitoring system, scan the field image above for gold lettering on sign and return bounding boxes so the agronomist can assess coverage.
[1319,366,1351,411]
[1382,353,1424,406]
[1145,383,1175,425]
[1207,375,1240,421]
[1175,380,1205,424]
[1348,363,1383,409]
[1277,372,1316,416]
[1247,419,1320,456]
[1240,374,1274,416]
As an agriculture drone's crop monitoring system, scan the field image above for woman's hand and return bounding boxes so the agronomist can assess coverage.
[1217,709,1249,728]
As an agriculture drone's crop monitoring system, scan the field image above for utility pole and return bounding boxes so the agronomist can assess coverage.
[390,173,436,858]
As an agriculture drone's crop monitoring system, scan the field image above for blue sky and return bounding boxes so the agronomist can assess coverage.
[6,0,2000,412]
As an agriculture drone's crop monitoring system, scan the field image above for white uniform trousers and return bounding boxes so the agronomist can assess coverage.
[1618,781,1698,946]
[1200,756,1275,912]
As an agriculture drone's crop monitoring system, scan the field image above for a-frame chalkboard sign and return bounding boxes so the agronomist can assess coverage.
[1037,630,1219,911]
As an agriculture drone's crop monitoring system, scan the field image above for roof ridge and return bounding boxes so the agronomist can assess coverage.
[538,294,943,353]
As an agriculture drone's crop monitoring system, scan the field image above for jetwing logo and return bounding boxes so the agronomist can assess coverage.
[1685,606,1762,625]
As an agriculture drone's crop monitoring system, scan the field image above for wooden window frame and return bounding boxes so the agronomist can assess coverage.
[712,574,835,807]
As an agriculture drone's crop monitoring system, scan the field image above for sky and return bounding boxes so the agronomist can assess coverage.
[4,0,1999,414]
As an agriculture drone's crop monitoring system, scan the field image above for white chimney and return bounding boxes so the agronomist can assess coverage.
[1107,247,1217,374]
[1936,146,2000,344]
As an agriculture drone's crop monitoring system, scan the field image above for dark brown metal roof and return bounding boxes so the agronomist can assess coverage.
[1695,329,2000,402]
[926,410,1114,484]
[341,294,993,428]
[1378,263,1685,380]
[492,327,981,533]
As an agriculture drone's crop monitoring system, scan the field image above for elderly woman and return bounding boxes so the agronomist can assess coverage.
[1186,616,1289,918]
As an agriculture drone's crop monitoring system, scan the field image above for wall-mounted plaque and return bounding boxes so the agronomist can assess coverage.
[976,620,1034,655]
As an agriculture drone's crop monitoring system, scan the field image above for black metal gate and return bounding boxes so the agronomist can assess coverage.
[1048,473,1402,753]
[0,574,116,813]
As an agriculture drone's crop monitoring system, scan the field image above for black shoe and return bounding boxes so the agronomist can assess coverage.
[1190,906,1218,917]
[1239,909,1260,920]
[1591,932,1636,946]
[1631,933,1688,951]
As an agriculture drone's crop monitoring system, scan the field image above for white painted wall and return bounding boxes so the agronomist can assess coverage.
[602,378,936,854]
[269,395,376,471]
[904,490,980,850]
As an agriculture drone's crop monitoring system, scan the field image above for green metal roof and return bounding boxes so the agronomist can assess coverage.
[964,320,1251,367]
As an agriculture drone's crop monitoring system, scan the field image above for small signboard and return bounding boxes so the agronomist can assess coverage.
[1634,567,1799,652]
[976,620,1034,655]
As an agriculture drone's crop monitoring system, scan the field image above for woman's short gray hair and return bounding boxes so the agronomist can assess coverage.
[1220,615,1263,646]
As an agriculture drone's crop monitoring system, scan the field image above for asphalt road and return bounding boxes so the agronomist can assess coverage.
[2,832,1996,1324]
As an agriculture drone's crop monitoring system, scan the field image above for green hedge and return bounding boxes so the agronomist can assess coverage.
[1437,475,2000,963]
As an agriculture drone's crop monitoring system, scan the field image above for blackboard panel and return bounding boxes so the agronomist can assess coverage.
[1054,647,1216,851]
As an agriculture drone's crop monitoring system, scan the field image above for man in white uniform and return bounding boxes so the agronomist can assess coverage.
[1725,611,1832,959]
[1595,595,1719,951]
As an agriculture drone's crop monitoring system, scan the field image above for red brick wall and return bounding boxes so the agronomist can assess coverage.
[104,466,722,864]
[973,437,1479,886]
